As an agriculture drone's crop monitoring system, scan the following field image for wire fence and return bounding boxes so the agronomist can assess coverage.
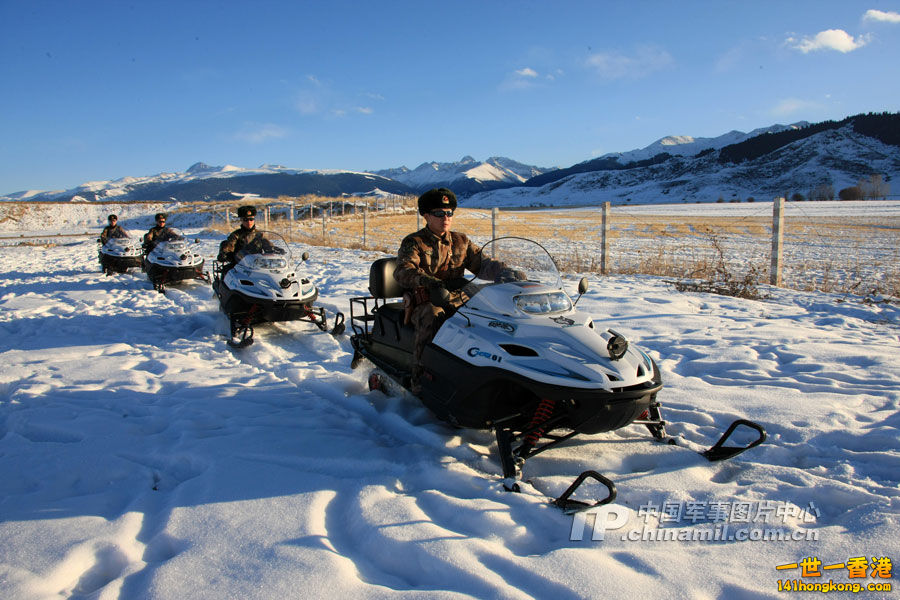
[5,196,897,298]
[240,198,899,298]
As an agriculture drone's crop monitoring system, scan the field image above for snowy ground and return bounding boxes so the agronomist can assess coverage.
[1,224,899,599]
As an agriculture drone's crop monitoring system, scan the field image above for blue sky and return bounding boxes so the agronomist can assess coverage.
[1,1,898,193]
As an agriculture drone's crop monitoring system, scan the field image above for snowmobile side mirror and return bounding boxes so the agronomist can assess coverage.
[301,251,310,261]
[573,277,589,306]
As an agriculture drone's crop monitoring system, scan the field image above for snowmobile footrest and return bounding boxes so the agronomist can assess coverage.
[331,312,346,336]
[227,336,254,349]
[554,470,617,513]
[703,418,766,461]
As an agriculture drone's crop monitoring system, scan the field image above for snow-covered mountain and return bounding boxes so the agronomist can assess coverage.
[598,122,809,164]
[0,163,413,203]
[466,114,900,207]
[373,156,554,196]
[3,113,897,206]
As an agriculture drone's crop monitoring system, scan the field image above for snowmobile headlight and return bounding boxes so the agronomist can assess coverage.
[607,335,628,360]
[279,277,293,289]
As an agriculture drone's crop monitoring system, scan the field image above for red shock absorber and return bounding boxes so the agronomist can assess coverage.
[523,397,556,448]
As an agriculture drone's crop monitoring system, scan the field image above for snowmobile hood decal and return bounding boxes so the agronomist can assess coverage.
[488,320,516,334]
[507,359,592,381]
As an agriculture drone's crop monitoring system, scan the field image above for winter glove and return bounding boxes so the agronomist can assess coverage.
[497,267,527,282]
[427,280,451,308]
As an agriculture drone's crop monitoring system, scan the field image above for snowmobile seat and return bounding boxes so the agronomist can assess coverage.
[368,257,404,300]
[367,257,413,344]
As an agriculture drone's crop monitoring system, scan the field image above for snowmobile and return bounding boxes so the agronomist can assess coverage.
[211,230,345,348]
[142,228,209,292]
[349,237,766,512]
[98,230,144,275]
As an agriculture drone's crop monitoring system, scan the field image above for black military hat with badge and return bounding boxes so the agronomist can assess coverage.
[237,205,257,219]
[417,188,457,215]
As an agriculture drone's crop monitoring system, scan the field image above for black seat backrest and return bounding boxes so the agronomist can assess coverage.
[369,257,405,299]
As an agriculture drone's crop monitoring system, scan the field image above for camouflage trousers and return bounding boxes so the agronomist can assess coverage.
[409,302,446,392]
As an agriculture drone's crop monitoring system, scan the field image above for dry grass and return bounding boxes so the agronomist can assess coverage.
[267,204,897,299]
[5,197,897,300]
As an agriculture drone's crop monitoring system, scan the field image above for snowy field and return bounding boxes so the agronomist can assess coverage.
[1,221,898,599]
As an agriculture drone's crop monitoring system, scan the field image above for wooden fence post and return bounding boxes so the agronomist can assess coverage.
[601,202,610,275]
[491,207,498,257]
[363,200,368,248]
[770,197,784,286]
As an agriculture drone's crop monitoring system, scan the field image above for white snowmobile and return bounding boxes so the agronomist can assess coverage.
[349,237,765,511]
[212,230,344,348]
[98,230,143,275]
[143,228,208,292]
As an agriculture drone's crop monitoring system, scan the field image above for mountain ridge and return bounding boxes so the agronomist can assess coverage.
[466,114,900,208]
[3,112,897,205]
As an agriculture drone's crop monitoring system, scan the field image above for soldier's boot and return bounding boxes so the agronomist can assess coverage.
[410,365,424,396]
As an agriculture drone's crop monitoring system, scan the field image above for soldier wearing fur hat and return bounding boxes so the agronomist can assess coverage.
[99,214,126,244]
[143,213,174,252]
[217,205,274,266]
[394,188,509,394]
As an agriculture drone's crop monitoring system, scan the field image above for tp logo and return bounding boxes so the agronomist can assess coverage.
[569,504,629,541]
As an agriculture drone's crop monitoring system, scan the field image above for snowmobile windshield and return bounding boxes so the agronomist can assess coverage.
[472,237,563,290]
[234,230,291,264]
[110,229,131,239]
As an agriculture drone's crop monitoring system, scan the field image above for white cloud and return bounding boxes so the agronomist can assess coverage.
[770,97,821,117]
[500,67,544,91]
[585,46,674,80]
[788,29,870,53]
[294,79,378,116]
[295,91,319,115]
[234,123,287,144]
[714,44,746,73]
[863,9,900,23]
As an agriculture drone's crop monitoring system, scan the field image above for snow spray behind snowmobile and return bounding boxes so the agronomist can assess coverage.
[212,230,344,348]
[142,228,208,292]
[98,230,144,275]
[349,237,765,512]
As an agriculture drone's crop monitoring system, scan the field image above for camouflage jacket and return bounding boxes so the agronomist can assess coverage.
[218,227,271,262]
[394,228,489,291]
[100,224,125,244]
[143,225,173,248]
